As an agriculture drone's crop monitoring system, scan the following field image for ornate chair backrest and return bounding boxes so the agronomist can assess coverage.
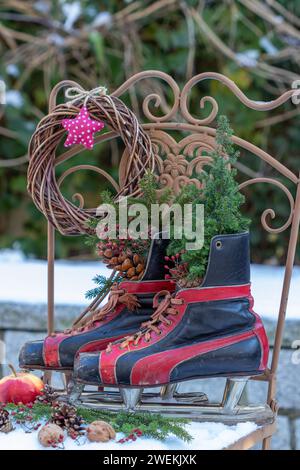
[47,71,300,422]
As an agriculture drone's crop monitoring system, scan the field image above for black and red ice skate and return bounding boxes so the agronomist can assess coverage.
[74,232,270,418]
[19,238,175,372]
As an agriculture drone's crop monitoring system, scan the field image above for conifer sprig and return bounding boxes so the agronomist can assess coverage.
[167,115,250,282]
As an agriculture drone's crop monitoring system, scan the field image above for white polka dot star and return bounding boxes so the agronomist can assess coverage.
[62,106,105,149]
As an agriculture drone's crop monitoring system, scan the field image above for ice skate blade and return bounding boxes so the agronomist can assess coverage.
[77,400,274,425]
[70,389,208,406]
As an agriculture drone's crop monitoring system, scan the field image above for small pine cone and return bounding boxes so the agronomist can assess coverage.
[0,421,13,434]
[35,384,59,405]
[126,267,136,278]
[108,256,119,266]
[121,258,133,271]
[103,249,113,259]
[135,263,144,274]
[133,254,141,266]
[50,403,85,437]
[118,254,126,263]
[0,408,12,433]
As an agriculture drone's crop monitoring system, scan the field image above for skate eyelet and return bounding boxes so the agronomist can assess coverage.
[216,240,223,250]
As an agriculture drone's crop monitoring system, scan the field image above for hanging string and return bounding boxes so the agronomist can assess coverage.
[65,86,108,106]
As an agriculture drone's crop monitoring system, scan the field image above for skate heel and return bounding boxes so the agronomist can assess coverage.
[221,377,249,414]
[66,375,84,405]
[120,388,143,411]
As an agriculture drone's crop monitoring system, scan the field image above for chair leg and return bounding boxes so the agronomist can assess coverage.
[262,437,271,450]
[43,370,52,385]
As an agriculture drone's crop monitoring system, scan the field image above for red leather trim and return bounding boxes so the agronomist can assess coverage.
[248,295,269,370]
[99,344,128,385]
[98,284,254,385]
[43,334,66,368]
[43,280,174,368]
[77,335,125,355]
[177,284,251,303]
[254,324,269,370]
[43,304,125,368]
[119,280,176,294]
[130,329,255,386]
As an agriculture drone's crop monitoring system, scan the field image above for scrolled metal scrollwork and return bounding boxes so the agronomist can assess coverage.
[180,72,295,126]
[148,130,213,195]
[112,70,180,122]
[57,164,120,214]
[33,72,299,237]
[239,178,295,234]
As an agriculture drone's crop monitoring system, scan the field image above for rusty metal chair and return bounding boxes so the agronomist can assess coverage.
[42,71,300,450]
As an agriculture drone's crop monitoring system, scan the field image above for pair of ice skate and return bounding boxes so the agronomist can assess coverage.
[19,232,269,418]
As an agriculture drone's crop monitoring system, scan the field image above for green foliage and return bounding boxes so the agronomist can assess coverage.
[6,402,192,442]
[85,273,120,300]
[76,408,192,442]
[129,170,172,210]
[6,402,52,422]
[168,116,250,281]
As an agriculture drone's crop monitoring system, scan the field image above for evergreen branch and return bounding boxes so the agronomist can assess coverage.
[85,273,121,299]
[5,403,193,443]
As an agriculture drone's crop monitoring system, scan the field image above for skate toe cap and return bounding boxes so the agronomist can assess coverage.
[74,352,101,385]
[19,340,45,368]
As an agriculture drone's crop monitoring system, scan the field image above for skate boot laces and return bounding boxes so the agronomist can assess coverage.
[64,284,140,333]
[109,290,183,350]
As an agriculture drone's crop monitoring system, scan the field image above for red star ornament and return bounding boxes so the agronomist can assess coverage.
[62,106,105,149]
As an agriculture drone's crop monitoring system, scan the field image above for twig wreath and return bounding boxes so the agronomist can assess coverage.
[27,86,155,235]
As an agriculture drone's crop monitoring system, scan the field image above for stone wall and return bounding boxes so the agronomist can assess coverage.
[1,302,299,450]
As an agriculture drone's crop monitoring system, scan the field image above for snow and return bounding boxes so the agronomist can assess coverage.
[0,249,108,306]
[61,1,82,31]
[5,90,23,108]
[48,33,65,46]
[0,421,257,450]
[0,249,299,319]
[236,50,259,68]
[34,1,51,14]
[6,64,19,77]
[91,12,112,28]
[260,37,278,56]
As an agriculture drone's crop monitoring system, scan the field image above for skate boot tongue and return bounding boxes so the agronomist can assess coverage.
[114,290,183,350]
[67,284,140,333]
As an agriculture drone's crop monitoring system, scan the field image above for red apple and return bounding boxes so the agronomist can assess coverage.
[0,364,44,405]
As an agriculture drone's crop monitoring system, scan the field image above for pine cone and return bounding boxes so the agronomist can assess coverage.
[50,403,85,437]
[105,249,145,280]
[34,384,59,405]
[0,408,13,433]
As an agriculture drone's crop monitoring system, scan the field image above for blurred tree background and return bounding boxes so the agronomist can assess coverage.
[0,0,299,263]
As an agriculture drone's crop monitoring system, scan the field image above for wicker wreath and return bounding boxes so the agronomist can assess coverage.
[27,88,155,235]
